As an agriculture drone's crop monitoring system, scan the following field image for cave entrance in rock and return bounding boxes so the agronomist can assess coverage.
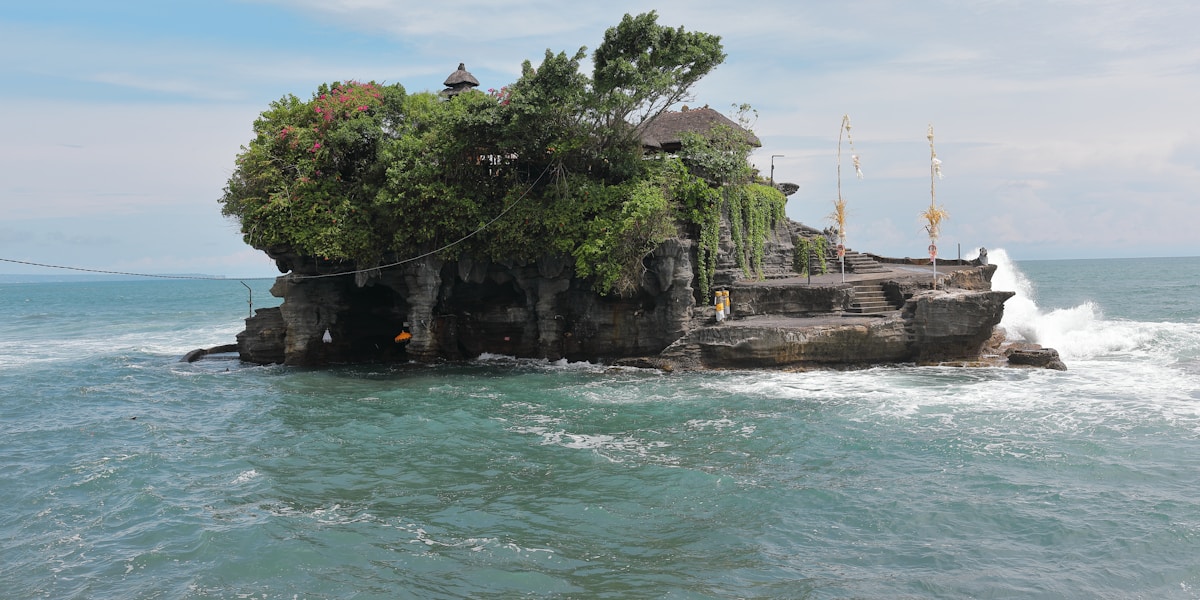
[442,277,529,359]
[342,282,410,363]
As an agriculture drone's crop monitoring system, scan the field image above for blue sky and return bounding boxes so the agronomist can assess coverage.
[3,1,1198,277]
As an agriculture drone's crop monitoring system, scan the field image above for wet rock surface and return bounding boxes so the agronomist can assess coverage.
[235,218,1059,371]
[1005,343,1069,371]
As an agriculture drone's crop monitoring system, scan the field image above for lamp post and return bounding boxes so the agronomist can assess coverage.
[770,154,784,186]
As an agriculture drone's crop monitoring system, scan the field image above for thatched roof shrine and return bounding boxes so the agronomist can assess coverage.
[441,63,480,97]
[638,106,762,153]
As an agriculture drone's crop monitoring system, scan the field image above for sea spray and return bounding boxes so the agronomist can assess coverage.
[990,249,1195,361]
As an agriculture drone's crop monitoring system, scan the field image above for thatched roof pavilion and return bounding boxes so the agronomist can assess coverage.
[441,63,480,97]
[638,106,762,153]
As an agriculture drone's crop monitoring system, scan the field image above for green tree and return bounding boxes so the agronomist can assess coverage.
[573,173,675,295]
[591,11,726,152]
[220,81,407,265]
[219,13,757,297]
[677,104,758,187]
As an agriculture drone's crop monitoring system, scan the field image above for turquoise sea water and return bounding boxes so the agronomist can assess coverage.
[2,251,1199,599]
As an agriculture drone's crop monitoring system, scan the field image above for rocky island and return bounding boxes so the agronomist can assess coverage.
[234,223,1040,371]
[210,12,1062,372]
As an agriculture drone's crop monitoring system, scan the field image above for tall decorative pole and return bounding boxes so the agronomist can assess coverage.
[921,124,948,289]
[833,115,862,283]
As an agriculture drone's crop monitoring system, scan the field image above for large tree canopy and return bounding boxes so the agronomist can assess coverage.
[591,11,726,144]
[220,12,779,296]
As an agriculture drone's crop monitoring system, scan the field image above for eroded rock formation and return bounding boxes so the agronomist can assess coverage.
[234,215,1047,370]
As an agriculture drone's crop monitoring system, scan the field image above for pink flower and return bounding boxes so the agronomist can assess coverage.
[311,142,322,152]
[357,105,368,111]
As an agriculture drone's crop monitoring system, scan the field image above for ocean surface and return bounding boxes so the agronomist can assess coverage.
[2,251,1199,599]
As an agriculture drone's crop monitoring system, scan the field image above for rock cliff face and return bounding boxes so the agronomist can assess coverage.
[237,215,1021,370]
[655,285,1014,370]
[905,288,1015,362]
[240,237,699,367]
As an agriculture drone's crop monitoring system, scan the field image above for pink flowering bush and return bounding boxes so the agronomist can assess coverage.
[487,86,512,106]
[311,80,383,124]
[221,80,405,262]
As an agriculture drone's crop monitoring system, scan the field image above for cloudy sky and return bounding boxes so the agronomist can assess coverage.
[3,0,1197,277]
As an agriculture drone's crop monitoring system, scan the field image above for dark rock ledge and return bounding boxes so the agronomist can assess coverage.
[200,217,1064,372]
[1003,343,1068,371]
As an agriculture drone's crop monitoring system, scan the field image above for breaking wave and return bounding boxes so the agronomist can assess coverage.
[989,249,1198,362]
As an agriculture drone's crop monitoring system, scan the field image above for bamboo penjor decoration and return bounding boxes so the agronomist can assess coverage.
[833,114,863,283]
[921,124,949,288]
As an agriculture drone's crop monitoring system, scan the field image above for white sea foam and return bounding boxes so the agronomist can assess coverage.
[472,353,635,375]
[231,469,259,485]
[990,249,1198,361]
[507,423,673,464]
[267,506,554,556]
[2,322,246,368]
[685,418,757,436]
[714,354,1200,438]
[474,352,522,363]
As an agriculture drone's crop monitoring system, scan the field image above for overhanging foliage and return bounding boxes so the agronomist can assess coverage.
[220,12,779,296]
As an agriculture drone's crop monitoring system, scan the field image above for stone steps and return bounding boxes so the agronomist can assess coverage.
[816,247,887,275]
[847,283,897,314]
[794,239,885,276]
[840,250,887,274]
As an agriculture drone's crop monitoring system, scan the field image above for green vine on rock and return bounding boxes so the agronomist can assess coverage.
[794,235,829,277]
[726,183,786,279]
[675,105,782,283]
[726,186,746,272]
[667,159,721,299]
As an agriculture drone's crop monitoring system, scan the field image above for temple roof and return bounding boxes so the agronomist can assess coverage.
[443,63,480,90]
[638,106,762,152]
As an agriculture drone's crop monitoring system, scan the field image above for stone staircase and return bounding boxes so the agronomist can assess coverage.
[840,250,887,274]
[847,282,896,314]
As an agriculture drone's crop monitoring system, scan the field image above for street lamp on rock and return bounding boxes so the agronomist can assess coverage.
[770,154,784,186]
